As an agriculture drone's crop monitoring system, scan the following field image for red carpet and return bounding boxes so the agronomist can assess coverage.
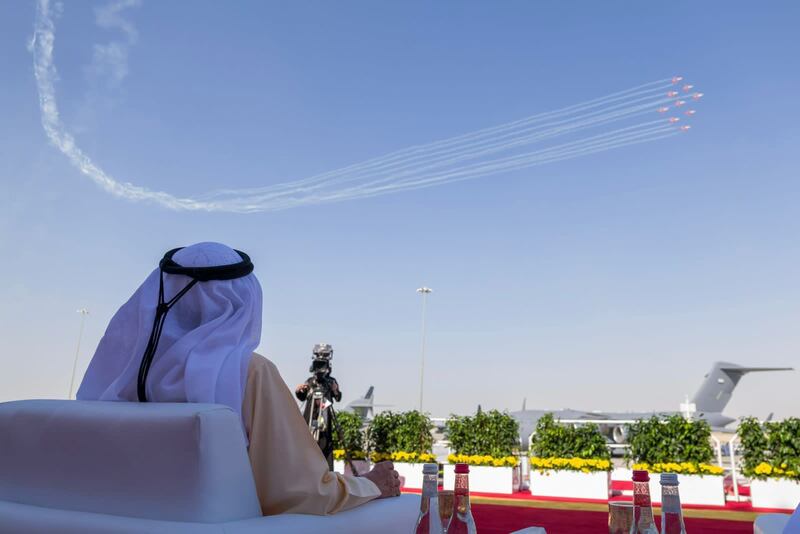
[471,504,752,533]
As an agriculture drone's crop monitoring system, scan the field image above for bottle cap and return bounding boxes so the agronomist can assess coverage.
[423,463,438,475]
[660,473,679,485]
[632,469,650,482]
[454,463,470,474]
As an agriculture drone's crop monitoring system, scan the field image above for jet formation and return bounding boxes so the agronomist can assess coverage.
[663,75,702,133]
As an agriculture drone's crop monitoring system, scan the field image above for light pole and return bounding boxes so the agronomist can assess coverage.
[69,308,89,399]
[416,287,432,412]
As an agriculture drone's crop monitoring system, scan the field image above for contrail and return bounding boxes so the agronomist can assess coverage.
[32,0,214,211]
[209,98,678,205]
[233,120,670,204]
[32,0,699,213]
[200,84,676,199]
[217,124,678,211]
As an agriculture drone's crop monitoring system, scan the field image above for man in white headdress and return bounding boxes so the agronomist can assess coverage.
[77,242,400,515]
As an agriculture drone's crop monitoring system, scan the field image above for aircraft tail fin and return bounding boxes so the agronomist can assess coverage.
[691,362,793,414]
[345,386,376,419]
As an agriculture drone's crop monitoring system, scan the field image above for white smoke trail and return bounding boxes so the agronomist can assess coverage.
[205,99,676,205]
[89,0,141,87]
[201,84,675,199]
[31,0,694,213]
[219,124,678,211]
[193,121,675,211]
[236,120,669,205]
[32,0,219,211]
[226,130,678,212]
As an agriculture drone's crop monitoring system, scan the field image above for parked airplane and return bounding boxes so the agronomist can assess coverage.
[510,362,793,449]
[344,386,391,419]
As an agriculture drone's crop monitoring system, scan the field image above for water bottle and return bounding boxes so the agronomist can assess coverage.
[631,470,658,534]
[414,463,443,534]
[660,473,687,534]
[446,463,476,534]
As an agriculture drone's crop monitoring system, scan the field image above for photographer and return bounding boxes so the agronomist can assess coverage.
[295,343,341,470]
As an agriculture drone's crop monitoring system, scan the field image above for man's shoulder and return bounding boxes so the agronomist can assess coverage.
[249,352,279,376]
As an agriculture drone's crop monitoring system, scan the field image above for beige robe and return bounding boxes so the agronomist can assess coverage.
[242,353,380,515]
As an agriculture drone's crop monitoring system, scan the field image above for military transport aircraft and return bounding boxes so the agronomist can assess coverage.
[510,361,793,449]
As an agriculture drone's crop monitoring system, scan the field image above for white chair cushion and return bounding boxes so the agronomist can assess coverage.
[0,400,261,523]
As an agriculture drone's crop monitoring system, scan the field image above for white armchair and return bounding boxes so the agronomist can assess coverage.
[0,400,416,534]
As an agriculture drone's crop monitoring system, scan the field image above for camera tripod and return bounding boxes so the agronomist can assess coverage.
[304,383,361,476]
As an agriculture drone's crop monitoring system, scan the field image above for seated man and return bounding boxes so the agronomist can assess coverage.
[76,242,399,516]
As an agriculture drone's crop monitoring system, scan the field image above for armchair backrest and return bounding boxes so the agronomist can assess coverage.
[0,400,262,523]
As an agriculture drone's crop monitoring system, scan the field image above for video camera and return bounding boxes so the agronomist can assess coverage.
[309,342,333,379]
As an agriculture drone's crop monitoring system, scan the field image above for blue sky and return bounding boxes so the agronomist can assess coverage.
[1,1,798,419]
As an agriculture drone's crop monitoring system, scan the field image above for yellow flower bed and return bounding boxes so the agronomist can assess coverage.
[332,449,367,461]
[369,451,436,464]
[632,462,724,476]
[753,462,798,478]
[447,454,519,467]
[530,456,611,473]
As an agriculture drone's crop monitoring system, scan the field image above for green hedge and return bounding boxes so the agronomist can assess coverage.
[625,415,714,465]
[331,410,366,455]
[366,410,433,454]
[445,409,519,458]
[530,413,610,460]
[738,417,800,481]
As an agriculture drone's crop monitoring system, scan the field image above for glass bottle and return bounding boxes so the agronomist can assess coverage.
[415,463,443,534]
[608,501,634,534]
[446,463,477,534]
[630,470,658,534]
[438,490,454,532]
[660,473,687,534]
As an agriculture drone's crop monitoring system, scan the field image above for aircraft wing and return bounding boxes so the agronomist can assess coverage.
[720,365,793,373]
